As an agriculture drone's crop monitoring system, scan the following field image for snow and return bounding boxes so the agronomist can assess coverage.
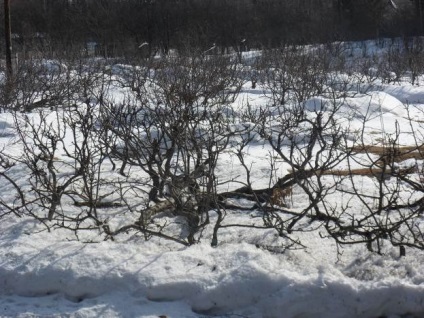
[1,215,424,317]
[2,41,424,318]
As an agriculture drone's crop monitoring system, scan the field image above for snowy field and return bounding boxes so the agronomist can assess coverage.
[1,41,424,317]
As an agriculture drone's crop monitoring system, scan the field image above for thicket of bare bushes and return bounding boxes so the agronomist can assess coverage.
[0,39,424,255]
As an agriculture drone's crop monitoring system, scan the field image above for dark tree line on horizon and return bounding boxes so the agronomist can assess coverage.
[1,0,423,58]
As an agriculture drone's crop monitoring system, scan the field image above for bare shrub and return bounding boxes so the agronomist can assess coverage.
[99,53,244,244]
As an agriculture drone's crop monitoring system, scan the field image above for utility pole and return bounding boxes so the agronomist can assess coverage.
[4,0,12,77]
[420,0,424,35]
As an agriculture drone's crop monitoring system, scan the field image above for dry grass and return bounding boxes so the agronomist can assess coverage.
[282,143,422,186]
[325,143,421,177]
[350,144,424,162]
[270,186,293,207]
[322,166,416,177]
[287,162,416,180]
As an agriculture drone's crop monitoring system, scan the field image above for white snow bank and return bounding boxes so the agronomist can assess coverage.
[383,85,424,104]
[303,91,418,146]
[304,91,406,118]
[1,215,424,318]
[0,113,16,138]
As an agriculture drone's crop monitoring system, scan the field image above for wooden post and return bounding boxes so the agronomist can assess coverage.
[4,0,12,77]
[420,0,424,35]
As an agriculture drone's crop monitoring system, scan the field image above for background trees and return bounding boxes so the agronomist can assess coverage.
[0,0,420,59]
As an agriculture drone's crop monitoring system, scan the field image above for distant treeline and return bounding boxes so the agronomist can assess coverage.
[1,0,423,57]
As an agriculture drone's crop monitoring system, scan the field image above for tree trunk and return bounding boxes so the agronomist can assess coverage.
[4,0,12,77]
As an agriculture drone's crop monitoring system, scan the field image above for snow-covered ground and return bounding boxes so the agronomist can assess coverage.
[1,216,424,318]
[1,41,424,317]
